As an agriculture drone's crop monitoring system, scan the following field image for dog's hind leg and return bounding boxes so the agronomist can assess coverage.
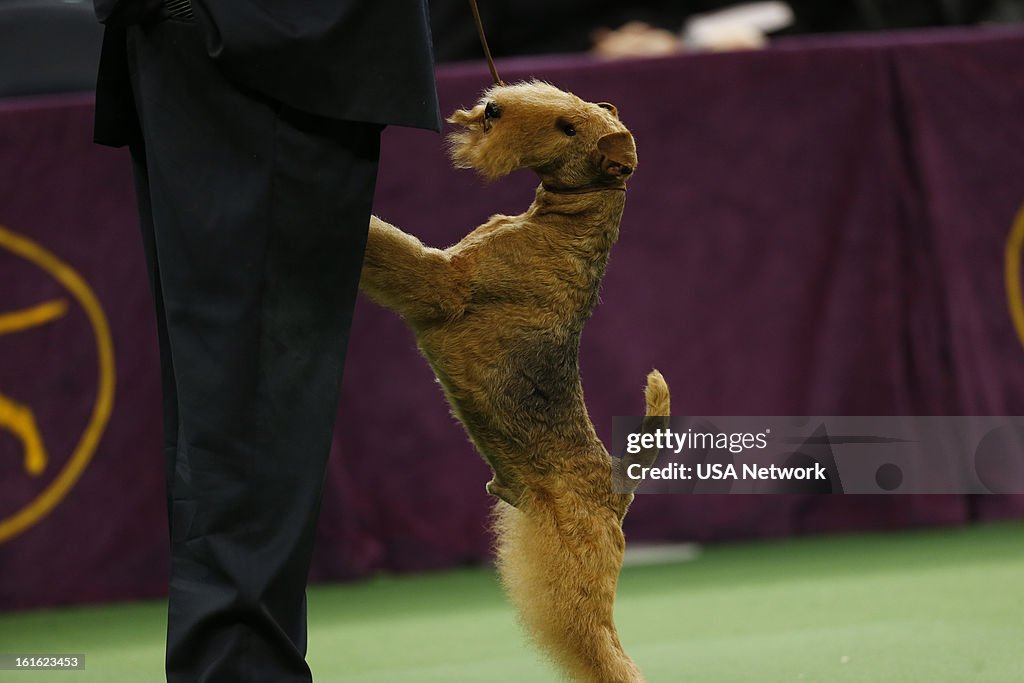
[360,216,465,324]
[494,374,669,681]
[494,496,645,683]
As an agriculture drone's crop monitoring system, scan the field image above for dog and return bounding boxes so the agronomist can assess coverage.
[359,80,670,683]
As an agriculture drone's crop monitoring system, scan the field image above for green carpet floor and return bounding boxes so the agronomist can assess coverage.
[2,521,1021,682]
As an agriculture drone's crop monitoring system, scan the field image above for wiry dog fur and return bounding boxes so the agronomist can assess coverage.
[359,81,669,683]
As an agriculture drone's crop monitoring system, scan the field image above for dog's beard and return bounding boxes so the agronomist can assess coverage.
[447,130,520,181]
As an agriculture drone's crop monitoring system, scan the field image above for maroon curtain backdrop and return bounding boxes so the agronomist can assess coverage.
[2,26,1022,611]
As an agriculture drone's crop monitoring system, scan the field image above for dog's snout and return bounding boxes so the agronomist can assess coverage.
[597,131,637,179]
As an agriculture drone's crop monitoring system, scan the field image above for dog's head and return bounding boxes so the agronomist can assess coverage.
[447,81,637,189]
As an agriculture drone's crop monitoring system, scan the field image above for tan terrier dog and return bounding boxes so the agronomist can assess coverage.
[360,81,670,683]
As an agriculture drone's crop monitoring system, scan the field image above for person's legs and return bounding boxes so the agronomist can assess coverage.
[126,17,381,681]
[130,145,181,535]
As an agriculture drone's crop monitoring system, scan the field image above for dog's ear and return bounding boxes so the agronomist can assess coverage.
[597,131,636,177]
[597,102,619,119]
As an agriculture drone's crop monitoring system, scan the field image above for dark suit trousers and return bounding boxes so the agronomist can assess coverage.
[124,17,381,682]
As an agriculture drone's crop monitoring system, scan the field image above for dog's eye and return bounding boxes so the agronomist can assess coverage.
[558,121,576,137]
[484,101,502,120]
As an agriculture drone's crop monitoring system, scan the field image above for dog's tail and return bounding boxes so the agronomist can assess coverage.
[643,368,671,418]
[615,369,671,495]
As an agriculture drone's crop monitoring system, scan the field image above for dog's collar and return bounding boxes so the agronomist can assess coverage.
[541,181,627,195]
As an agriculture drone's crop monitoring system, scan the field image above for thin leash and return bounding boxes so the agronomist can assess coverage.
[467,0,504,86]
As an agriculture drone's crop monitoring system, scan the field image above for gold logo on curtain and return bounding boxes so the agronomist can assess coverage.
[0,226,115,543]
[1005,205,1024,351]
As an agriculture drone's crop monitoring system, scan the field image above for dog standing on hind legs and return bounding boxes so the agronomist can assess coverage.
[359,81,670,682]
